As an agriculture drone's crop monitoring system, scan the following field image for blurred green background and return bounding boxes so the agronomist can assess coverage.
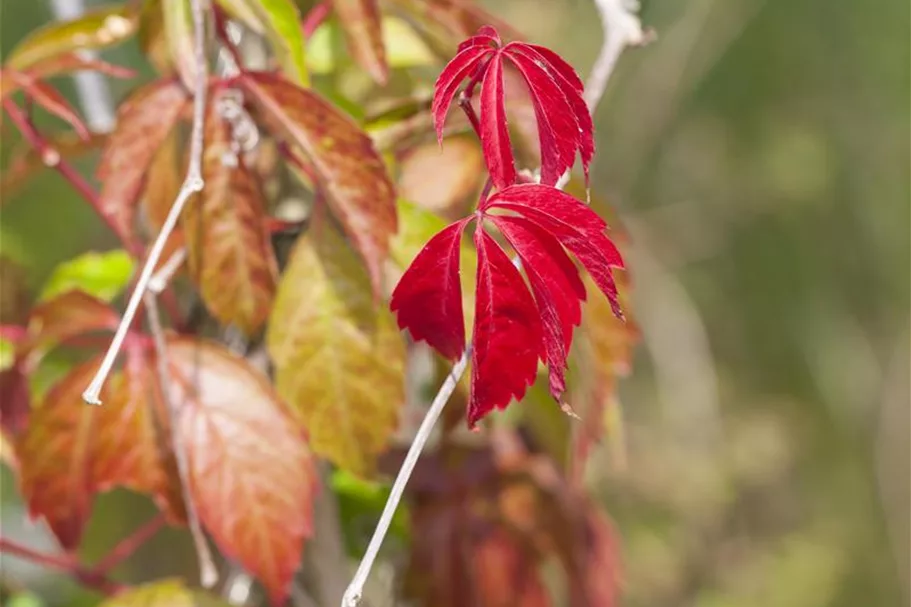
[1,0,908,606]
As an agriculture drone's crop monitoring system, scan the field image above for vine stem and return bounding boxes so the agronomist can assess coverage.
[340,347,470,607]
[0,537,123,595]
[82,0,209,406]
[92,513,166,574]
[340,2,646,604]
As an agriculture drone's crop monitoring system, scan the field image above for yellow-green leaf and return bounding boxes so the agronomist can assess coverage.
[98,579,230,607]
[267,225,405,476]
[40,250,134,303]
[332,0,388,84]
[6,5,137,70]
[161,0,196,90]
[217,0,309,85]
[307,16,435,74]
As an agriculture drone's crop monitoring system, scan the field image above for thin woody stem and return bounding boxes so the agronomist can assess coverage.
[0,537,123,595]
[92,513,166,574]
[1,98,138,254]
[82,0,209,406]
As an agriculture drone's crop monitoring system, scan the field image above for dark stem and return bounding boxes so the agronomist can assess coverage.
[92,513,167,574]
[0,537,124,595]
[2,99,140,256]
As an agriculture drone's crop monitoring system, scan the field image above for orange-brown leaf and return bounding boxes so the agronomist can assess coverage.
[241,71,397,295]
[15,351,182,548]
[96,78,187,247]
[165,338,316,606]
[19,290,120,365]
[332,0,389,84]
[182,97,278,334]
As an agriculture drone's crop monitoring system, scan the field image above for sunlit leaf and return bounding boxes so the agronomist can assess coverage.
[242,71,397,295]
[98,578,231,606]
[267,225,405,476]
[182,96,278,334]
[385,0,520,56]
[19,291,120,364]
[5,5,137,70]
[332,0,388,84]
[16,352,182,548]
[96,78,187,247]
[160,0,197,90]
[40,250,134,303]
[218,0,309,85]
[164,338,316,606]
[308,16,434,74]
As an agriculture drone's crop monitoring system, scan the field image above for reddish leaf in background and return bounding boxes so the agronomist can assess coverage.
[164,338,316,606]
[15,350,182,548]
[4,71,91,139]
[391,184,624,427]
[390,219,468,361]
[432,25,593,189]
[96,78,187,247]
[19,290,120,365]
[332,0,389,84]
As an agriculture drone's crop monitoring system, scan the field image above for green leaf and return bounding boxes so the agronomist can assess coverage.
[307,16,435,74]
[267,224,406,476]
[6,5,137,70]
[331,469,409,556]
[0,337,14,370]
[40,250,134,303]
[217,0,309,85]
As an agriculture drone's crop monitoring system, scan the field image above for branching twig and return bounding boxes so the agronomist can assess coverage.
[92,513,166,574]
[0,537,123,595]
[82,0,210,406]
[585,0,648,112]
[340,4,646,605]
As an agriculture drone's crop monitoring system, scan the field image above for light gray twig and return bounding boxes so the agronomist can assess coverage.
[83,0,210,405]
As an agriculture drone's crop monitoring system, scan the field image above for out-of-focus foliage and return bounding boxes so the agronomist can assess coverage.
[0,0,907,606]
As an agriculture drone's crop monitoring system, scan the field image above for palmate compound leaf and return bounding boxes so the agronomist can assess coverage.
[391,184,624,428]
[16,347,184,549]
[241,71,397,296]
[163,338,316,606]
[96,78,188,247]
[181,94,278,335]
[431,25,593,190]
[267,224,406,476]
[332,0,389,84]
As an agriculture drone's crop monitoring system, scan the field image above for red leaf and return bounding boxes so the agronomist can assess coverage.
[164,338,316,606]
[468,229,542,427]
[485,185,624,316]
[0,363,30,437]
[478,54,516,190]
[491,214,585,400]
[7,71,90,140]
[431,45,491,144]
[431,26,594,188]
[390,219,468,360]
[96,79,188,247]
[503,50,579,186]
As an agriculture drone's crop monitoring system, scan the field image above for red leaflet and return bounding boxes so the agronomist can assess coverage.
[390,220,468,361]
[391,184,624,426]
[431,25,593,189]
[6,71,90,140]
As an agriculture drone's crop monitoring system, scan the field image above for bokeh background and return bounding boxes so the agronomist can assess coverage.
[1,0,908,606]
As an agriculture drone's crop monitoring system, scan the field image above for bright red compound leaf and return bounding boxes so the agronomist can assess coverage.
[432,25,593,190]
[391,183,624,427]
